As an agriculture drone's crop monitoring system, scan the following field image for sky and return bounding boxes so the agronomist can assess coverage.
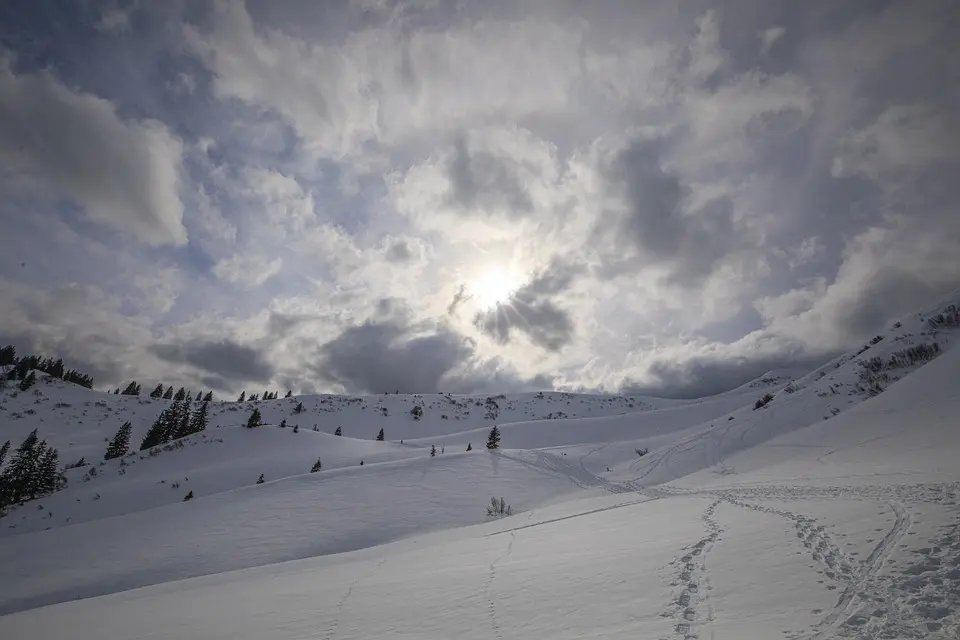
[0,0,958,399]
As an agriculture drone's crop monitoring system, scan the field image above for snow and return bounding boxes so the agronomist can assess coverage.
[1,295,959,638]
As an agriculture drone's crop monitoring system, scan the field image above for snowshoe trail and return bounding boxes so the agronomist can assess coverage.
[321,557,388,640]
[663,498,722,639]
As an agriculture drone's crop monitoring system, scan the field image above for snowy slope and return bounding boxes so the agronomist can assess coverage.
[1,294,959,637]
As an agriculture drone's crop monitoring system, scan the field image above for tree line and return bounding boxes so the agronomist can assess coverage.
[0,345,94,389]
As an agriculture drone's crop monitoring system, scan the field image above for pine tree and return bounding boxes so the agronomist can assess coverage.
[195,390,203,402]
[0,345,15,366]
[0,440,9,468]
[310,458,322,473]
[136,383,142,395]
[249,393,259,402]
[114,388,120,394]
[256,474,265,484]
[466,443,472,451]
[150,383,164,398]
[486,425,501,450]
[189,401,209,435]
[335,426,342,436]
[0,430,39,505]
[120,381,138,395]
[171,398,193,440]
[246,408,262,429]
[18,371,36,392]
[203,391,213,402]
[173,387,186,402]
[280,419,287,428]
[183,490,194,501]
[163,386,173,399]
[35,445,64,498]
[294,401,304,414]
[430,444,436,457]
[285,390,292,398]
[140,407,173,450]
[262,390,270,400]
[237,391,246,402]
[104,422,132,460]
[293,424,299,433]
[376,428,385,441]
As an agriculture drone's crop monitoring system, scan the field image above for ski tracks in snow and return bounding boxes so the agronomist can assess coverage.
[321,557,389,640]
[485,511,534,640]
[715,483,960,639]
[663,498,723,639]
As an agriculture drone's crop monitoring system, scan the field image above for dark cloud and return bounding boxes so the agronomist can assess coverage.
[314,301,550,394]
[621,351,832,400]
[151,339,274,384]
[384,239,415,263]
[444,134,533,215]
[594,137,741,286]
[446,283,471,316]
[473,261,580,351]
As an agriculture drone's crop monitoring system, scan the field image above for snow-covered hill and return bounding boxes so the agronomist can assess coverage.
[1,293,959,638]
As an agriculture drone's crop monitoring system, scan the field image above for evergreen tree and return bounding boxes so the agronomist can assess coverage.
[0,430,62,506]
[376,428,385,441]
[173,387,186,402]
[335,426,342,436]
[280,419,287,428]
[163,386,173,399]
[171,398,193,440]
[195,390,203,402]
[249,393,259,402]
[246,408,262,429]
[0,345,15,366]
[0,440,9,468]
[136,383,142,395]
[294,401,304,414]
[203,391,213,402]
[150,383,165,398]
[256,474,265,484]
[189,401,210,435]
[114,388,120,394]
[486,425,501,450]
[262,390,270,400]
[140,405,175,450]
[285,390,292,398]
[183,490,194,501]
[121,381,139,395]
[104,422,132,460]
[237,391,246,402]
[293,424,299,433]
[466,443,472,451]
[310,458,322,473]
[18,370,36,392]
[430,444,436,457]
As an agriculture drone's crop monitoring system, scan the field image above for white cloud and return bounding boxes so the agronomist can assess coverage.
[759,26,785,55]
[0,57,186,246]
[213,254,284,287]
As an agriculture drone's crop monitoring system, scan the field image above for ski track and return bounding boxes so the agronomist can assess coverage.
[663,498,722,639]
[501,447,960,639]
[485,511,534,640]
[322,557,388,640]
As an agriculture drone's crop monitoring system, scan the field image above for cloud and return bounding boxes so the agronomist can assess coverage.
[759,26,786,55]
[0,57,186,246]
[313,301,550,393]
[474,261,580,351]
[151,339,275,385]
[591,136,742,286]
[213,254,283,287]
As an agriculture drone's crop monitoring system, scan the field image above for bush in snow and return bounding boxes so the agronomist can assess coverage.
[430,444,436,457]
[635,448,649,457]
[754,393,774,410]
[486,496,512,517]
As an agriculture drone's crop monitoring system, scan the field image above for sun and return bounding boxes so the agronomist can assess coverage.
[471,266,519,309]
